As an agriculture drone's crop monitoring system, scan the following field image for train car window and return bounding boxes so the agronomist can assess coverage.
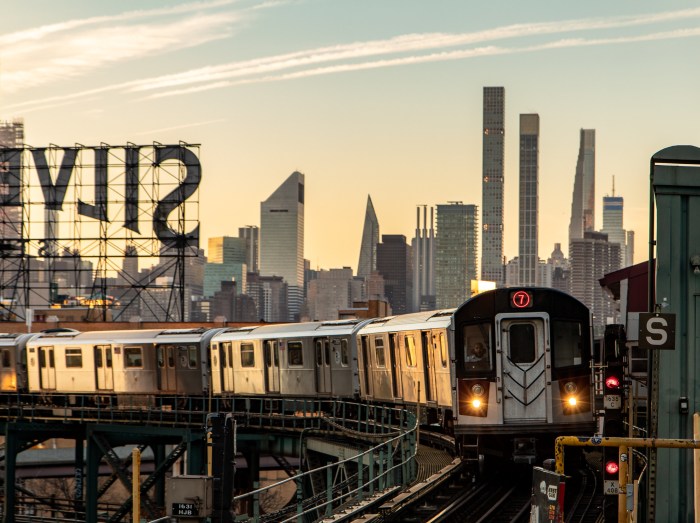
[463,324,492,371]
[375,338,386,367]
[95,348,103,368]
[341,340,350,366]
[106,348,112,368]
[315,340,323,366]
[438,332,448,368]
[228,345,233,368]
[551,321,583,368]
[168,346,176,368]
[404,335,417,367]
[2,348,10,367]
[65,348,83,368]
[509,323,536,363]
[324,341,330,367]
[221,343,227,368]
[124,347,143,368]
[340,340,349,367]
[264,341,272,367]
[157,346,165,368]
[288,341,303,366]
[241,343,255,367]
[39,348,46,368]
[188,345,198,369]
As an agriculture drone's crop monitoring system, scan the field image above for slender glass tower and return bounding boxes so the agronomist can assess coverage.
[481,87,505,285]
[518,114,539,286]
[260,171,305,321]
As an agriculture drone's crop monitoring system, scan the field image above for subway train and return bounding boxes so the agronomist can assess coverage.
[0,287,595,461]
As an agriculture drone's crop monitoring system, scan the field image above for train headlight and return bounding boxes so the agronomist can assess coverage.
[560,378,591,414]
[459,380,489,418]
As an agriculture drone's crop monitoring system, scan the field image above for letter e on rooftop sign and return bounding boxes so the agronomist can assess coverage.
[638,313,676,350]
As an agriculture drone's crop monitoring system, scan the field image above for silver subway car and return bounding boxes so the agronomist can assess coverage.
[25,328,221,403]
[210,320,368,398]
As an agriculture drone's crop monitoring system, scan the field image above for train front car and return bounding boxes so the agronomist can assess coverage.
[454,287,594,464]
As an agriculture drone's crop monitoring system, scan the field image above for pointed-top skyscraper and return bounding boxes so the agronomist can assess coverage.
[569,129,596,243]
[357,195,379,279]
[481,86,505,285]
[260,171,305,321]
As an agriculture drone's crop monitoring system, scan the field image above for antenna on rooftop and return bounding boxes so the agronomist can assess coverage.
[612,175,615,197]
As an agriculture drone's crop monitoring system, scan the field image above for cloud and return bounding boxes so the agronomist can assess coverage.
[134,118,227,136]
[127,7,700,96]
[3,6,700,109]
[0,0,243,93]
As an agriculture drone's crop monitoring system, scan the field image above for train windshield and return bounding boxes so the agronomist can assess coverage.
[551,320,584,368]
[463,323,492,371]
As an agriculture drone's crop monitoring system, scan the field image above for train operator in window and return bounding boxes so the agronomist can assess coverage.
[465,342,489,369]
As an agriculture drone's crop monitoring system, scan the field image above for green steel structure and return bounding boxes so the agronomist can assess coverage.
[650,145,700,522]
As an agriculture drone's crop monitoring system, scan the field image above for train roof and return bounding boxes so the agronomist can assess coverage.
[213,319,369,341]
[26,328,219,346]
[358,309,455,333]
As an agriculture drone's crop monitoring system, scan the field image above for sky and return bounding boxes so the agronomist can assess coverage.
[1,0,699,272]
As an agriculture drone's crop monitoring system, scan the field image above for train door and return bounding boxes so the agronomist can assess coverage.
[264,340,280,393]
[360,335,372,396]
[94,345,114,391]
[389,333,400,398]
[498,315,548,423]
[38,346,56,390]
[421,331,434,402]
[157,344,177,392]
[314,338,332,394]
[221,342,235,392]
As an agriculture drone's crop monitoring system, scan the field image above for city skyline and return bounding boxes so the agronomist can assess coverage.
[2,2,699,270]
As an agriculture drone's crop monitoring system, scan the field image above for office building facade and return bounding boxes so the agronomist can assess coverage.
[435,203,478,308]
[260,171,305,321]
[376,235,412,314]
[570,231,621,335]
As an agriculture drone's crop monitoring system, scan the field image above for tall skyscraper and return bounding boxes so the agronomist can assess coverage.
[569,129,596,242]
[518,114,539,286]
[411,205,435,311]
[376,235,412,314]
[260,171,305,321]
[357,195,379,279]
[435,203,478,309]
[481,87,505,285]
[238,226,259,274]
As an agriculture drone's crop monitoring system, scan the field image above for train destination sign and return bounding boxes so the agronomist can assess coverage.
[638,313,676,350]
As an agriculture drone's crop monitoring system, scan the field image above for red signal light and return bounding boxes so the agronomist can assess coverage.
[605,460,619,475]
[605,376,621,389]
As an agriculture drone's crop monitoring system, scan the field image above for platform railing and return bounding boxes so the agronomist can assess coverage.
[231,400,418,523]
